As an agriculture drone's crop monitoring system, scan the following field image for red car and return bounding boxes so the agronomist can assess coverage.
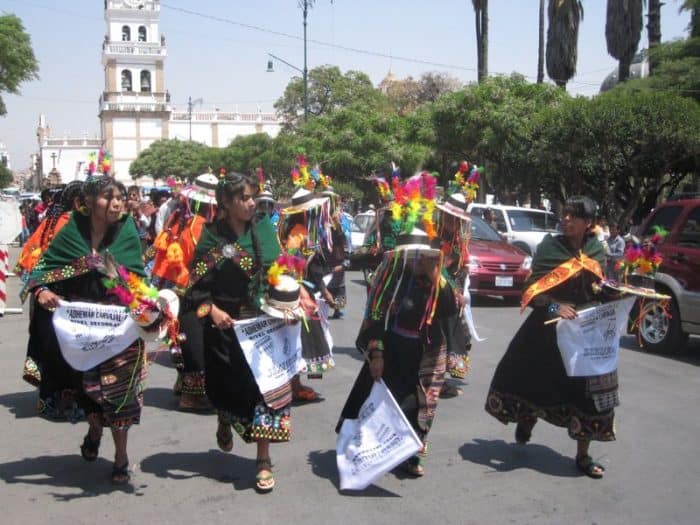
[468,215,532,301]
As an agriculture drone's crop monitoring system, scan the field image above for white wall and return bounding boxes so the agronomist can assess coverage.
[139,118,162,138]
[40,145,100,182]
[113,117,137,137]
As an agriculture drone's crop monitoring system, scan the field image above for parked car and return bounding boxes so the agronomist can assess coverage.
[468,203,559,255]
[353,210,377,235]
[629,198,700,353]
[347,217,366,252]
[468,215,532,301]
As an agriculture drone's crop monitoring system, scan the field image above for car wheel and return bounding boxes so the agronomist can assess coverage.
[637,294,689,353]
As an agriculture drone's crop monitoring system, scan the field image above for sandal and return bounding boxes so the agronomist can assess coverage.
[111,461,131,485]
[515,420,536,445]
[575,455,605,479]
[439,383,464,399]
[292,386,320,403]
[80,431,102,462]
[216,422,233,453]
[402,455,424,477]
[255,458,275,493]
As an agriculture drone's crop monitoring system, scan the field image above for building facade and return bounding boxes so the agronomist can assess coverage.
[99,0,281,183]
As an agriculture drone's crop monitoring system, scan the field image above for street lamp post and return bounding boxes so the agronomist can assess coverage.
[188,96,203,141]
[266,0,313,122]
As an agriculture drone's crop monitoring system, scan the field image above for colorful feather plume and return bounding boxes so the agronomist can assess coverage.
[618,226,667,279]
[448,160,480,203]
[291,153,316,190]
[387,171,439,239]
[267,253,307,286]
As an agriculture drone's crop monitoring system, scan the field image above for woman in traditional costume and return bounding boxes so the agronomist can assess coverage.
[183,172,295,493]
[435,161,480,396]
[151,172,218,411]
[337,172,455,477]
[278,155,335,402]
[485,196,617,479]
[22,170,151,485]
[17,181,83,409]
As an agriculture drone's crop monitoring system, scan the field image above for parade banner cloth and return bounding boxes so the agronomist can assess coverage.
[53,300,140,371]
[556,297,636,377]
[336,380,423,491]
[463,274,485,342]
[233,315,305,396]
[317,297,334,350]
[0,244,8,316]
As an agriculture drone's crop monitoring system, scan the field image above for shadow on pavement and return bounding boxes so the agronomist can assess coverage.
[459,438,579,478]
[140,450,254,491]
[0,454,144,499]
[0,390,39,419]
[142,386,180,411]
[307,449,400,497]
[332,345,363,362]
[621,335,700,367]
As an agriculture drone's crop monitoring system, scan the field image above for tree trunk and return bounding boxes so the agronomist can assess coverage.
[647,0,662,75]
[474,2,489,82]
[618,60,632,83]
[537,0,545,83]
[482,1,488,81]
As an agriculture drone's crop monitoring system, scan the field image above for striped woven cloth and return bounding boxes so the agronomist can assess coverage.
[0,244,8,316]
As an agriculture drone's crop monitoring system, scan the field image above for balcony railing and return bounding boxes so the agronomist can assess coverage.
[170,111,280,123]
[101,102,169,112]
[100,91,168,104]
[103,42,166,57]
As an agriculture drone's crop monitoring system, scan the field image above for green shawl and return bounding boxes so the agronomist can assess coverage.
[187,215,281,305]
[527,233,605,288]
[21,213,145,302]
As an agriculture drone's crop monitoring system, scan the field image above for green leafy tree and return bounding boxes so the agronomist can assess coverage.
[289,102,430,199]
[605,0,643,82]
[129,139,212,180]
[0,163,12,188]
[0,14,39,116]
[427,74,567,203]
[533,90,700,226]
[546,0,584,88]
[384,72,462,115]
[273,65,382,129]
[617,2,700,102]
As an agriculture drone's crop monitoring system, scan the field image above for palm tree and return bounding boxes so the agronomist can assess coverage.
[647,0,662,75]
[472,0,488,82]
[537,0,545,83]
[605,0,644,83]
[680,0,700,37]
[546,0,584,88]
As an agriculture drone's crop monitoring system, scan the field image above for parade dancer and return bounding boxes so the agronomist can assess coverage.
[150,172,218,411]
[337,172,455,477]
[22,161,161,484]
[434,161,480,397]
[278,155,335,402]
[485,196,619,479]
[183,171,306,492]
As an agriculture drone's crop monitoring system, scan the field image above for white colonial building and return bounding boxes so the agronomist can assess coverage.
[37,0,281,186]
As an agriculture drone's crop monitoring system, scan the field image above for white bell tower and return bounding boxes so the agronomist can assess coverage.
[99,0,170,182]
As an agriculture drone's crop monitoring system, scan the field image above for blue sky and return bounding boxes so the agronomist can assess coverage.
[0,0,692,171]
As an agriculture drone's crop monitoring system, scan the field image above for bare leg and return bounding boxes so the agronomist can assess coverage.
[255,439,274,492]
[576,439,605,478]
[112,427,128,467]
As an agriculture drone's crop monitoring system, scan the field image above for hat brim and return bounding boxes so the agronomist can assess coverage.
[180,187,217,204]
[282,196,328,215]
[260,303,305,320]
[436,202,471,221]
[157,289,180,339]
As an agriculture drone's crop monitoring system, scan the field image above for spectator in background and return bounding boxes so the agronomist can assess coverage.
[605,223,625,280]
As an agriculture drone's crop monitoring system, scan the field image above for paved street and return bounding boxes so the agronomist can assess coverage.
[1,249,699,525]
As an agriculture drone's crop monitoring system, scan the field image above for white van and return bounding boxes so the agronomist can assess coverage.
[467,203,559,255]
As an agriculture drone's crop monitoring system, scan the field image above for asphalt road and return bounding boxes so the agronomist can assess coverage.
[1,251,699,525]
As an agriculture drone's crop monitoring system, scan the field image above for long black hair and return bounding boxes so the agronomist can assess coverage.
[217,172,266,289]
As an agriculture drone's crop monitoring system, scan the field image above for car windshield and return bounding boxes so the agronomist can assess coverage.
[354,213,376,232]
[507,209,559,232]
[470,216,503,241]
[350,219,363,233]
